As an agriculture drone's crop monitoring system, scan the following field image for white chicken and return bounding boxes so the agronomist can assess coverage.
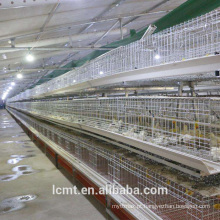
[108,119,123,133]
[168,136,178,145]
[178,134,193,147]
[211,147,220,161]
[152,134,166,145]
[209,133,220,161]
[122,126,138,138]
[137,130,147,141]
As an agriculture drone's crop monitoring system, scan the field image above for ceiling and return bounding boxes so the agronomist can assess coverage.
[0,0,188,99]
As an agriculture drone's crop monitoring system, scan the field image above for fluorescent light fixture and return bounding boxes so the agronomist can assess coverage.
[26,53,34,62]
[99,71,104,75]
[2,54,7,60]
[17,73,23,79]
[155,54,160,60]
[11,82,15,86]
[141,24,157,39]
[2,91,7,100]
[73,80,76,83]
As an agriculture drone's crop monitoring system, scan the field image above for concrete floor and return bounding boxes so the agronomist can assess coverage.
[0,110,106,220]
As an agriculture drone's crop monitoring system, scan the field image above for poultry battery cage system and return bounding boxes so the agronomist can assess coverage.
[6,8,220,220]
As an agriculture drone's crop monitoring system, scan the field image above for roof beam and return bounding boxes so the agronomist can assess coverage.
[123,0,170,27]
[0,10,168,44]
[35,2,60,41]
[93,20,120,46]
[0,46,115,52]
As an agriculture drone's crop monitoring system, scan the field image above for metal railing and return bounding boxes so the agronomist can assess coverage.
[7,8,220,102]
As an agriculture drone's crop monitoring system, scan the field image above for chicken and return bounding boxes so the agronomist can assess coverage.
[108,119,123,133]
[167,136,178,145]
[210,115,220,124]
[152,135,167,145]
[210,133,220,148]
[211,147,220,161]
[137,130,147,141]
[169,120,179,133]
[181,124,189,135]
[152,122,162,137]
[180,123,203,138]
[122,126,139,139]
[169,128,179,133]
[178,134,193,148]
[154,122,160,130]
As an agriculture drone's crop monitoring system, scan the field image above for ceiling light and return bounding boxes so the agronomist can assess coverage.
[26,53,34,62]
[17,73,23,79]
[155,54,160,60]
[9,87,12,90]
[73,80,76,83]
[3,94,8,100]
[99,71,103,75]
[11,82,15,86]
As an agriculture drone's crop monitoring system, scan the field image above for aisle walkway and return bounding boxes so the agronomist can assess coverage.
[0,110,106,220]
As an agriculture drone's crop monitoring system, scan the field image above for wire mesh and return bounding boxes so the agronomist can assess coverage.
[7,8,220,102]
[8,108,220,220]
[7,96,220,162]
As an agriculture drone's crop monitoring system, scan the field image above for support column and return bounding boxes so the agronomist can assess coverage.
[188,81,196,97]
[178,82,183,96]
[119,18,123,40]
[125,90,129,97]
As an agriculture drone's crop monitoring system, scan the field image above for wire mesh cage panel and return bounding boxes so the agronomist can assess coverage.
[8,108,220,220]
[89,148,110,177]
[65,140,75,154]
[8,96,220,162]
[7,9,220,102]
